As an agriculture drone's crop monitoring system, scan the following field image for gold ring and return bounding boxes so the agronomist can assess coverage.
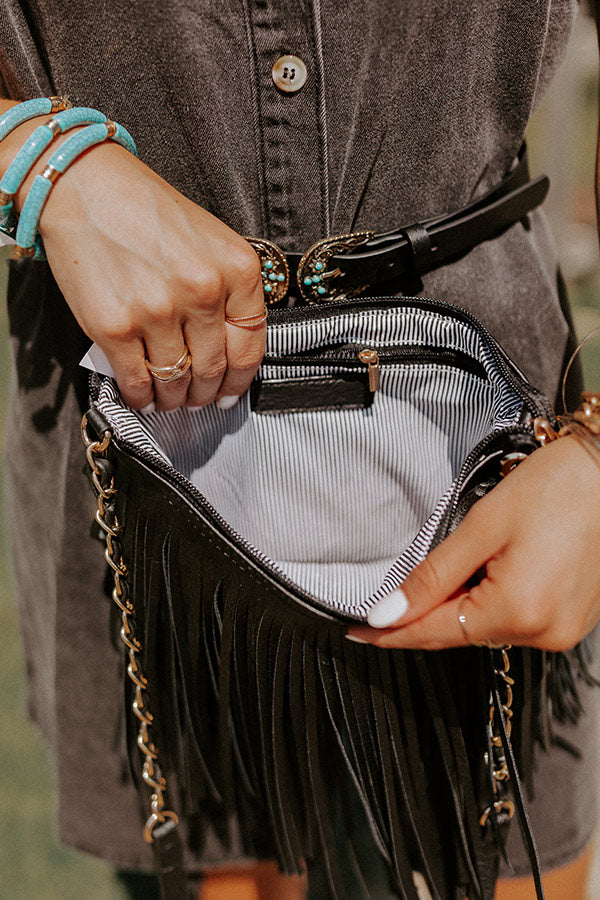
[457,596,505,649]
[225,306,268,329]
[145,348,192,383]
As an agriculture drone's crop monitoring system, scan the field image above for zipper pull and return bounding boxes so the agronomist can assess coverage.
[358,348,381,392]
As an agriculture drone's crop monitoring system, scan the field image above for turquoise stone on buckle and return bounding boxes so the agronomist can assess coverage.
[296,231,373,304]
[247,230,374,305]
[245,237,290,304]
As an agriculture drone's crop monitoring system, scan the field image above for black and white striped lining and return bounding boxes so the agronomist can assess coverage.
[96,306,526,618]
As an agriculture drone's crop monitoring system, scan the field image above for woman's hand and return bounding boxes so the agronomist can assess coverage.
[36,141,265,410]
[348,437,600,652]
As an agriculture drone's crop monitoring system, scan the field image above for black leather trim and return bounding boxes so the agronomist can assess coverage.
[250,372,373,413]
[282,148,549,297]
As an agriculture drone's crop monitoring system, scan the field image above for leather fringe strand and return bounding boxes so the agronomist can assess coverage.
[117,471,584,900]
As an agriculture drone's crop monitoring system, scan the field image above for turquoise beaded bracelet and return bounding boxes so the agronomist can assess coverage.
[0,96,72,141]
[0,107,120,238]
[15,120,137,258]
[0,96,72,239]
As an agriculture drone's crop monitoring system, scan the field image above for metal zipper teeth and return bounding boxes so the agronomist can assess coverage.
[104,419,534,623]
[89,296,552,620]
[266,295,554,420]
[447,423,536,523]
[262,346,488,381]
[99,420,348,622]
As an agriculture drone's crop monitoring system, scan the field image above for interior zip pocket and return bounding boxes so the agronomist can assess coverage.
[251,345,489,414]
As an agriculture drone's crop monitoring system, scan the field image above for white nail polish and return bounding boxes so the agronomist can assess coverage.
[216,395,240,410]
[139,401,156,414]
[345,634,369,645]
[366,588,409,628]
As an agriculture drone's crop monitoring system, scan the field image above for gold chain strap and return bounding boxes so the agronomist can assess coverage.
[479,647,515,827]
[81,414,178,843]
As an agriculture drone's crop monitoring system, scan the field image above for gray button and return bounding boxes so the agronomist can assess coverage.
[271,55,307,93]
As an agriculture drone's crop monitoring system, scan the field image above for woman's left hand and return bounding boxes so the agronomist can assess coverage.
[347,436,600,652]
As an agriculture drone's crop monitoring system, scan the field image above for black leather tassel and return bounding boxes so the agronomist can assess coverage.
[113,446,585,900]
[378,651,446,900]
[546,649,585,726]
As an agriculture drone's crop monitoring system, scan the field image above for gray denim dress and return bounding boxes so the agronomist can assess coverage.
[1,0,597,882]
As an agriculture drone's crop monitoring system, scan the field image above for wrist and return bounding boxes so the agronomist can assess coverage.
[0,104,137,256]
[1,100,138,252]
[36,138,144,242]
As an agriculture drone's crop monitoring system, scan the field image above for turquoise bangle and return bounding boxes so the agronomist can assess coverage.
[15,120,137,256]
[0,106,137,243]
[0,108,109,197]
[0,107,124,236]
[0,97,72,238]
[0,96,71,141]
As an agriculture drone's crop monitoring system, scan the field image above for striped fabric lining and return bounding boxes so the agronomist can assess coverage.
[96,306,526,618]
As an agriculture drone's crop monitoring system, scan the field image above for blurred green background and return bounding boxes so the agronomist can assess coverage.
[2,10,600,900]
[0,248,129,897]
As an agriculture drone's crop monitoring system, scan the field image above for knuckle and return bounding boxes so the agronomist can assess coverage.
[408,554,444,600]
[101,315,137,343]
[230,244,262,290]
[193,357,227,381]
[509,597,551,642]
[141,296,178,325]
[119,372,153,397]
[197,268,225,301]
[231,346,266,373]
[179,269,224,308]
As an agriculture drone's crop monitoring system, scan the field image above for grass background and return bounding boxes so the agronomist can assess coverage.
[0,247,129,898]
[2,14,600,899]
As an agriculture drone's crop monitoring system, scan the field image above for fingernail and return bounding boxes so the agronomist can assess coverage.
[139,401,156,414]
[217,395,240,410]
[345,634,369,645]
[366,588,409,628]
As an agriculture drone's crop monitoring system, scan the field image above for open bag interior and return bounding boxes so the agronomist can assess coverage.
[95,305,526,618]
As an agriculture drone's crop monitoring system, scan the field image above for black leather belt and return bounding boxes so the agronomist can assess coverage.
[246,147,549,305]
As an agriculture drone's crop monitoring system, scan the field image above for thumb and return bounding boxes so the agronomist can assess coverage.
[366,497,507,629]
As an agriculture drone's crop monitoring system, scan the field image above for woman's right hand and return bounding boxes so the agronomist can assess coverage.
[11,125,266,410]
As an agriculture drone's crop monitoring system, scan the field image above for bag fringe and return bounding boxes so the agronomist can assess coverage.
[117,466,587,900]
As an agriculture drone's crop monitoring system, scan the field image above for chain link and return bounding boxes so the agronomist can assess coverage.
[81,414,178,843]
[479,647,516,827]
[83,412,518,842]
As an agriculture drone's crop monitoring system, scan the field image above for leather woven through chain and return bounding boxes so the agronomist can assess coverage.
[480,647,516,827]
[82,413,519,851]
[81,415,179,843]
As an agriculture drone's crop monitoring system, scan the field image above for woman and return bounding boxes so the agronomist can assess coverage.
[1,1,599,897]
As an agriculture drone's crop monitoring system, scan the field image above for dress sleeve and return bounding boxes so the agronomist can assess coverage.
[0,0,53,99]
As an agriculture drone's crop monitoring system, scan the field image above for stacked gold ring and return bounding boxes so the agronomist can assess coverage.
[145,348,192,383]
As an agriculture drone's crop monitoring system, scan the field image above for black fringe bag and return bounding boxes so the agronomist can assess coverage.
[82,296,586,900]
